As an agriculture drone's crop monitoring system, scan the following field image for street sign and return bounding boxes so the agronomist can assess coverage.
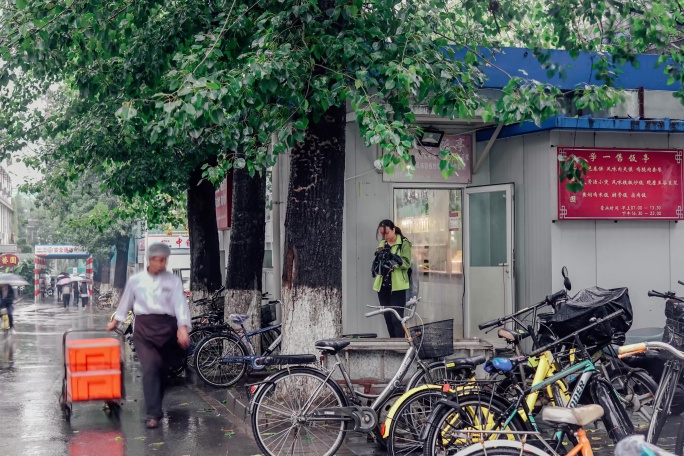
[0,253,19,268]
[558,147,684,220]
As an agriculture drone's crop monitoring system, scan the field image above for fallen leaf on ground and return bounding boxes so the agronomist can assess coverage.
[134,436,146,441]
[177,402,190,406]
[149,442,164,447]
[225,431,235,438]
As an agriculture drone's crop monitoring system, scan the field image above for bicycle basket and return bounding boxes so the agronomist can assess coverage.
[664,300,684,351]
[261,302,277,324]
[409,319,454,359]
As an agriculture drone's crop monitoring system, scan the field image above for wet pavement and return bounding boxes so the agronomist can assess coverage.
[0,298,259,456]
[2,297,683,456]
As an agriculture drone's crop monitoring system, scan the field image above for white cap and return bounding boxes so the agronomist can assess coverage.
[148,243,171,259]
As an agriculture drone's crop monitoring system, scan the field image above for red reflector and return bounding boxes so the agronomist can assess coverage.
[442,383,450,393]
[249,385,258,395]
[380,423,386,436]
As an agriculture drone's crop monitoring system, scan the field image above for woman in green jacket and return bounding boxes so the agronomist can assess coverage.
[373,219,412,337]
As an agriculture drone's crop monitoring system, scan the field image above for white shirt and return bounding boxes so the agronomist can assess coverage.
[114,270,191,329]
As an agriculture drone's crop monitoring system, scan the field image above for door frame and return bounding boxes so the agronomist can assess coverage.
[463,183,515,338]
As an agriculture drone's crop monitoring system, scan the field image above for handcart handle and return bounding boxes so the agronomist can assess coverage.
[62,327,125,347]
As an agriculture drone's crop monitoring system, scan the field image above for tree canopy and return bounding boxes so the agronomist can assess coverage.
[0,0,682,197]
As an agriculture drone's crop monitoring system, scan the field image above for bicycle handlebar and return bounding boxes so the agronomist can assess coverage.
[679,280,684,287]
[365,297,420,323]
[477,289,567,330]
[648,289,684,302]
[618,341,684,361]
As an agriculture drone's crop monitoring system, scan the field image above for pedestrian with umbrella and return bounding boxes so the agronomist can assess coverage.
[57,276,72,308]
[0,274,29,332]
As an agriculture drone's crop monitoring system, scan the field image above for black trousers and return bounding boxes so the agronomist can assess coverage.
[63,294,70,307]
[133,314,183,420]
[377,286,407,338]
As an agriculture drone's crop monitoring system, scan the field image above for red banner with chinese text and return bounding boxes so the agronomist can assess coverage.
[558,147,684,220]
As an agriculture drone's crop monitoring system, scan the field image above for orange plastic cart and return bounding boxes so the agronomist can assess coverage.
[59,329,126,422]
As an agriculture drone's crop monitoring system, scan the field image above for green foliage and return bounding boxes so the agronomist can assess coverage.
[558,154,589,193]
[0,0,682,195]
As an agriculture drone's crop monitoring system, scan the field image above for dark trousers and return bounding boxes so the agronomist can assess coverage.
[133,314,182,420]
[378,286,407,338]
[63,294,70,308]
[81,297,88,307]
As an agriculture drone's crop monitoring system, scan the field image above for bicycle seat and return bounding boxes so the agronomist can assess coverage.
[315,339,351,355]
[542,404,604,427]
[484,356,526,373]
[445,355,486,370]
[497,328,530,343]
[229,314,250,325]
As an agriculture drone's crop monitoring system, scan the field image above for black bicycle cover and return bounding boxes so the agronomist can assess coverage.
[546,287,633,346]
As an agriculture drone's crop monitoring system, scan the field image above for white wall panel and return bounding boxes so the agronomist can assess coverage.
[522,133,553,306]
[489,136,525,307]
[596,221,670,327]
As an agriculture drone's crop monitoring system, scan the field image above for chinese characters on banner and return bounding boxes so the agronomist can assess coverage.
[0,254,18,267]
[557,147,684,220]
[34,245,88,255]
[382,134,472,184]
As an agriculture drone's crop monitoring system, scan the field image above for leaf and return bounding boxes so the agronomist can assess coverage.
[114,437,123,441]
[16,0,26,10]
[206,82,220,90]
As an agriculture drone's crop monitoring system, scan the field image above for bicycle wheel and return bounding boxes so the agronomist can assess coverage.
[422,393,526,456]
[195,334,248,387]
[187,328,212,369]
[260,327,281,356]
[251,366,348,456]
[648,360,682,445]
[387,388,444,455]
[609,368,657,428]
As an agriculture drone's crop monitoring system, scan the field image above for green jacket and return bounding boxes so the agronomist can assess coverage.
[373,235,412,292]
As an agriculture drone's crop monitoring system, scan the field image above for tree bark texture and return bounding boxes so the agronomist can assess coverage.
[225,167,266,326]
[281,104,346,354]
[112,233,129,305]
[188,161,223,309]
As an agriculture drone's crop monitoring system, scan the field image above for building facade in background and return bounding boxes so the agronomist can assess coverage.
[0,165,15,251]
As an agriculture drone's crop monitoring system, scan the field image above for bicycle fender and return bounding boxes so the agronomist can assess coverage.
[381,384,442,438]
[457,441,551,456]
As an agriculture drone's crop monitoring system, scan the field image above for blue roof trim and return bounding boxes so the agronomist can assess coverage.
[458,47,681,91]
[476,116,684,141]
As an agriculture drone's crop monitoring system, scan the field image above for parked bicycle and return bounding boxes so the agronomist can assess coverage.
[619,338,684,455]
[420,310,634,456]
[193,306,283,387]
[248,297,488,456]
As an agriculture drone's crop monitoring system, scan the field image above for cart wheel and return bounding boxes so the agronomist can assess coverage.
[62,404,71,421]
[104,401,121,419]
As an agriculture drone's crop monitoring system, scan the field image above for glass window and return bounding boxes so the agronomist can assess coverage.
[394,189,464,338]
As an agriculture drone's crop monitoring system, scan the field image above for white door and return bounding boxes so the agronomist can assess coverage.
[464,184,515,344]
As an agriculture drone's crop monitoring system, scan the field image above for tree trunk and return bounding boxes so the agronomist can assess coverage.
[92,258,102,282]
[281,104,346,354]
[112,233,129,305]
[188,160,222,310]
[225,167,266,350]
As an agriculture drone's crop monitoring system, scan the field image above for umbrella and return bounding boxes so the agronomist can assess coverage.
[56,277,72,286]
[0,273,29,286]
[70,276,86,282]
